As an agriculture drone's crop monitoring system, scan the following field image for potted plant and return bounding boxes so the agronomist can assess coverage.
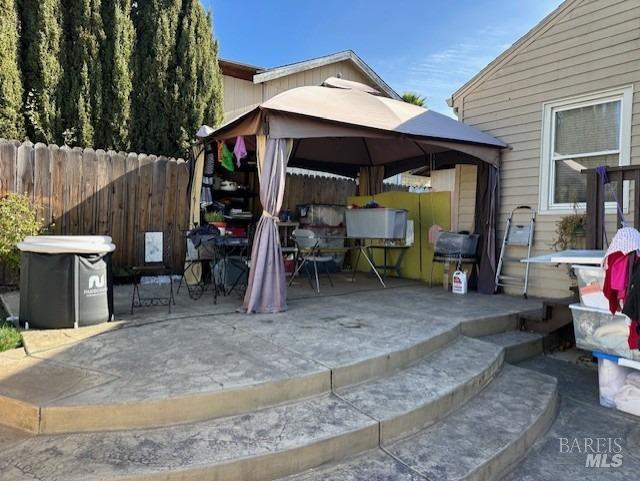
[552,212,586,251]
[204,211,226,235]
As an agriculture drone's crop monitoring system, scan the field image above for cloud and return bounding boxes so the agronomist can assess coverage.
[380,25,525,116]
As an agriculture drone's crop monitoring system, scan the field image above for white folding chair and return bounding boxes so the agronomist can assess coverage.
[288,229,334,293]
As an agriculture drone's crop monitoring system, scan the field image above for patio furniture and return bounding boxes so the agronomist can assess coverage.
[131,231,175,314]
[363,220,414,278]
[289,229,334,293]
[178,226,219,300]
[210,235,250,303]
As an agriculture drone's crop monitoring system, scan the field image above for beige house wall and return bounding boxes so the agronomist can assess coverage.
[453,0,640,298]
[222,60,377,122]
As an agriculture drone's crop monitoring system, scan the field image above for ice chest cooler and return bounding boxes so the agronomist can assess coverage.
[18,235,116,329]
[345,208,407,239]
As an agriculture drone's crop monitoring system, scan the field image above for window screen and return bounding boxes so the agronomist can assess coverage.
[552,100,622,205]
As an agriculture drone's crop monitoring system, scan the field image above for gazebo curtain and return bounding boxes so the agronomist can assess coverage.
[243,136,293,313]
[474,162,500,294]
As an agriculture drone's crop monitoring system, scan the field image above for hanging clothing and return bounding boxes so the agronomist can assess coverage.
[221,143,235,172]
[604,227,640,268]
[233,136,247,167]
[603,251,630,314]
[628,320,640,350]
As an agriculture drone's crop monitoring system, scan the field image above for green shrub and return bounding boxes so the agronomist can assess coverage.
[0,193,42,272]
[0,322,22,352]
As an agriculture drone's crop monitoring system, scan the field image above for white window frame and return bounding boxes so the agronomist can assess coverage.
[539,85,634,214]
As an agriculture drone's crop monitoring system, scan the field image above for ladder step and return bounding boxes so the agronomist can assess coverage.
[498,275,524,282]
[501,256,524,263]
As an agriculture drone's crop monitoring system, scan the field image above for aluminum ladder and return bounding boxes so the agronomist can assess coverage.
[494,205,535,298]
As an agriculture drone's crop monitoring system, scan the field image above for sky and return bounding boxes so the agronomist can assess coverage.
[206,0,563,116]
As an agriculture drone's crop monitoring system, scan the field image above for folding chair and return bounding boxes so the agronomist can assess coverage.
[288,229,334,293]
[131,231,175,313]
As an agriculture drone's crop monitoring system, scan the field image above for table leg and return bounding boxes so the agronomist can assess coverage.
[360,246,386,287]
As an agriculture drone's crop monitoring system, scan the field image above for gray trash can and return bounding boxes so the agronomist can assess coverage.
[18,236,116,329]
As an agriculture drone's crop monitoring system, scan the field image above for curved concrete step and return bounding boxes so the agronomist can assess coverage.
[386,365,558,481]
[0,315,458,434]
[335,336,504,441]
[282,365,558,481]
[479,330,544,363]
[0,394,378,481]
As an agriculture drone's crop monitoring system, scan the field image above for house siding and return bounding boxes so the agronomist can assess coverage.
[454,0,640,298]
[223,60,377,121]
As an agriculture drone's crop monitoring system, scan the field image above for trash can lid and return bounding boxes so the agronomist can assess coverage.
[18,235,116,254]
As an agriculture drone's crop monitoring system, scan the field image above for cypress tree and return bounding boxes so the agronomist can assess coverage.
[20,0,64,143]
[59,0,105,147]
[170,1,222,152]
[0,0,24,139]
[130,0,182,155]
[100,0,134,150]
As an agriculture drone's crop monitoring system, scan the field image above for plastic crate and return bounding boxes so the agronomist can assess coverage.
[570,303,638,360]
[572,264,607,310]
[345,208,407,239]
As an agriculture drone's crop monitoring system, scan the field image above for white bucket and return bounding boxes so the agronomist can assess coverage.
[452,270,468,294]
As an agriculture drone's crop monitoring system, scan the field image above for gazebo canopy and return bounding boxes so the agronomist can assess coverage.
[199,80,507,313]
[206,79,506,177]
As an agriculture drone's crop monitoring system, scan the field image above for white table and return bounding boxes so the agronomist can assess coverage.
[521,249,605,266]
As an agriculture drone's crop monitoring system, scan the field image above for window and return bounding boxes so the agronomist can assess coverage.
[539,86,633,213]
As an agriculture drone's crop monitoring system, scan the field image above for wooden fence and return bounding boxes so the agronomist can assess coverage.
[0,140,412,283]
[282,174,408,211]
[0,140,191,278]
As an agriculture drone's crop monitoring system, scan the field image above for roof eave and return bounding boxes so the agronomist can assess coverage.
[252,50,401,100]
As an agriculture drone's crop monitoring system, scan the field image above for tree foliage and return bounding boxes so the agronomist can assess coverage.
[21,0,64,143]
[1,0,222,156]
[401,92,427,107]
[0,0,24,139]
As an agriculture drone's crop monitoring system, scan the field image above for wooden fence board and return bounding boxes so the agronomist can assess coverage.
[81,149,97,234]
[149,156,167,232]
[124,153,139,266]
[50,146,66,234]
[174,160,190,270]
[95,150,111,235]
[109,152,127,265]
[0,141,16,196]
[34,143,51,225]
[66,148,84,234]
[16,142,34,199]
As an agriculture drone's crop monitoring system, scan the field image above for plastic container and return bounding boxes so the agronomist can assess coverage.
[346,208,407,239]
[572,264,607,310]
[452,270,468,294]
[298,204,346,227]
[593,352,626,408]
[570,304,638,360]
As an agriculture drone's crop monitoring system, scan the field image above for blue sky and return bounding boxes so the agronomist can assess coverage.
[206,0,563,115]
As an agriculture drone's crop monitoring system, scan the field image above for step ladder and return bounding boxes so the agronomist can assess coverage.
[495,206,535,298]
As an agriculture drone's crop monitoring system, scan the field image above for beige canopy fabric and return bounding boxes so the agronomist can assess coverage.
[207,84,506,177]
[200,82,507,312]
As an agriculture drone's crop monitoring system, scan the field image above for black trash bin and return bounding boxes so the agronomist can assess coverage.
[18,236,115,329]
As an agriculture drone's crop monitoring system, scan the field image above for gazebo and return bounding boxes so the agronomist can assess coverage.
[194,79,507,313]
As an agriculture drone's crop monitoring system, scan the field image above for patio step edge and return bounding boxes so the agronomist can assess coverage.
[478,330,545,364]
[0,394,380,481]
[335,336,505,443]
[386,365,559,481]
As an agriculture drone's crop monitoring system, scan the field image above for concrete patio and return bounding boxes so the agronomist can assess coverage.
[0,277,631,480]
